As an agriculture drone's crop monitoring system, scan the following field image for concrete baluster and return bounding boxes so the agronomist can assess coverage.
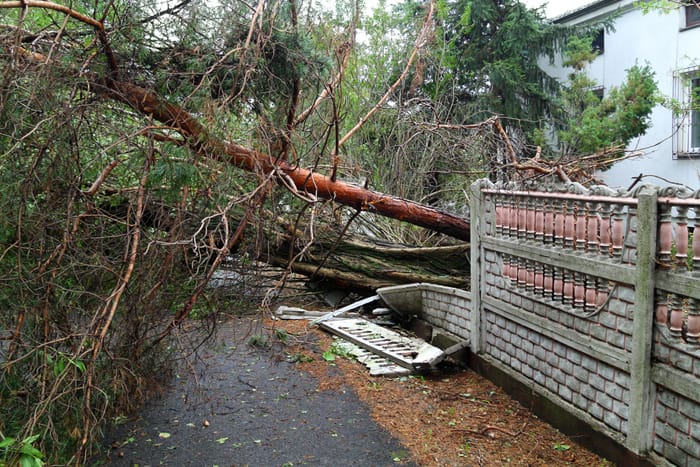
[505,196,514,237]
[693,206,700,272]
[553,267,564,302]
[674,206,689,269]
[503,195,513,237]
[654,291,669,326]
[518,197,527,241]
[611,203,625,260]
[554,199,565,248]
[543,198,555,245]
[599,202,612,257]
[543,264,553,300]
[574,272,585,308]
[563,269,574,306]
[564,201,575,250]
[526,260,535,293]
[668,293,684,336]
[535,198,545,244]
[517,257,527,288]
[526,197,536,242]
[495,197,504,236]
[535,261,544,296]
[586,201,599,254]
[509,255,518,282]
[510,196,518,237]
[502,254,511,279]
[585,275,597,312]
[686,298,700,345]
[575,200,587,251]
[596,277,609,309]
[658,204,673,264]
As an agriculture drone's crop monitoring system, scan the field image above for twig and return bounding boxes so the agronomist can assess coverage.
[453,421,527,438]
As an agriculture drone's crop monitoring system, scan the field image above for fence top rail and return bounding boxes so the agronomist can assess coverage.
[481,188,639,206]
[658,197,700,207]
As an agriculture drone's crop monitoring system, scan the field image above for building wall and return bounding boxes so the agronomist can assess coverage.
[540,0,700,190]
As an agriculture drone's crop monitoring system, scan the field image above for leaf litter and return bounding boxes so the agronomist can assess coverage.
[273,316,613,466]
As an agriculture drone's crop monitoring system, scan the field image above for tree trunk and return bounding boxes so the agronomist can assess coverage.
[106,81,470,241]
[262,224,470,293]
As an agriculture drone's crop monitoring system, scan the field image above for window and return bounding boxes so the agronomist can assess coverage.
[673,70,700,158]
[591,29,604,54]
[690,78,700,148]
[591,86,604,101]
[685,5,700,28]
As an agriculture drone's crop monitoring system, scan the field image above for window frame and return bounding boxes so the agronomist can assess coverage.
[685,4,700,29]
[673,69,700,159]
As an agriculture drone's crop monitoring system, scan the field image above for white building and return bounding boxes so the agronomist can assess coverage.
[540,0,700,190]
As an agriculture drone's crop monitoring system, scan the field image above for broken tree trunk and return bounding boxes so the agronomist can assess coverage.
[106,81,470,241]
[105,196,470,293]
[261,223,470,293]
[10,37,470,241]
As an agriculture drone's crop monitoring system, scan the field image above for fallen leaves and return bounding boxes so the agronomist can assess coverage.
[271,317,611,466]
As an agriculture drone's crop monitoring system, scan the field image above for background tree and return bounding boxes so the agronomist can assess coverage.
[551,34,661,180]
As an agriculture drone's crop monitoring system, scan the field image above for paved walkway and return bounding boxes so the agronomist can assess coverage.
[97,318,415,466]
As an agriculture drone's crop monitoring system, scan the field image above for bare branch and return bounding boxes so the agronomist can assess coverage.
[139,0,193,24]
[334,0,436,151]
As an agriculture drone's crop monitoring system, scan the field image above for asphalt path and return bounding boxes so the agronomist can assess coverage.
[96,318,416,466]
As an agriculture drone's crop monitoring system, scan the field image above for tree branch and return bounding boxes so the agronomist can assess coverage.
[334,0,436,150]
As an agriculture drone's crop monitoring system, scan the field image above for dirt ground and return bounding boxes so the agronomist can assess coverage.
[271,316,613,467]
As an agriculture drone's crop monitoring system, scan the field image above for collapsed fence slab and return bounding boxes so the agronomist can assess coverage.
[309,295,380,325]
[320,317,445,371]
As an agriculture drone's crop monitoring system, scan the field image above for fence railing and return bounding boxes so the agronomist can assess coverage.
[468,179,700,467]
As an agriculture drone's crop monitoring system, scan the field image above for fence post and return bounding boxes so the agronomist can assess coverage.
[627,185,657,454]
[469,180,488,353]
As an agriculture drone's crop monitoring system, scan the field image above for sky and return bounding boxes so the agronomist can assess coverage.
[359,1,597,19]
[521,0,594,18]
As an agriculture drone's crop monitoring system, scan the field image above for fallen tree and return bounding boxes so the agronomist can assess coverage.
[264,222,470,293]
[106,197,470,293]
[107,80,471,241]
[0,4,473,463]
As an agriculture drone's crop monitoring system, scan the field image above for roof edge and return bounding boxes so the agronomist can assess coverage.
[552,0,623,23]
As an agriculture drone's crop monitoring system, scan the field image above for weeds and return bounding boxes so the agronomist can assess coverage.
[248,334,270,349]
[0,434,45,467]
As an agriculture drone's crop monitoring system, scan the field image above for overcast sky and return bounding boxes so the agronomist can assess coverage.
[521,0,593,18]
[357,1,596,22]
[359,1,596,19]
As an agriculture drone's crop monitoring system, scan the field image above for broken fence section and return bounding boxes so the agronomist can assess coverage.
[319,317,445,372]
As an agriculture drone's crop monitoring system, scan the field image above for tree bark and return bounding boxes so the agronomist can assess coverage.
[106,81,471,241]
[262,223,470,293]
[107,197,470,293]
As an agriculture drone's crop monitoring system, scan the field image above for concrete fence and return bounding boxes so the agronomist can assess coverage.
[377,282,472,344]
[421,179,700,467]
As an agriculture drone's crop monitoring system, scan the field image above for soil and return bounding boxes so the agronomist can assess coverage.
[273,317,613,467]
[97,303,613,466]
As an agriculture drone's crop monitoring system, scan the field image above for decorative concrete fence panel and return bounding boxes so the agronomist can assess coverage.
[649,189,700,466]
[377,283,471,343]
[469,180,700,467]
